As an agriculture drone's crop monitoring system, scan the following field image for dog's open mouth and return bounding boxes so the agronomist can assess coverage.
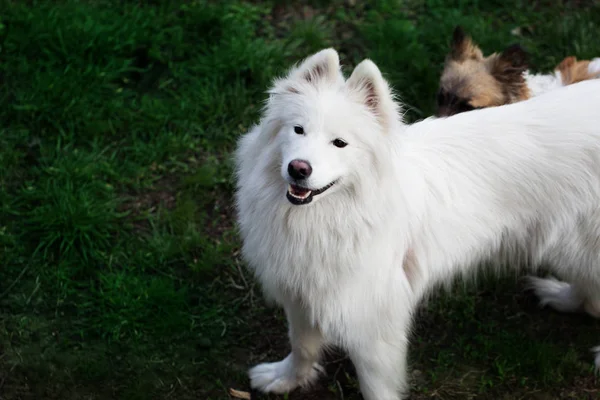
[286,182,335,205]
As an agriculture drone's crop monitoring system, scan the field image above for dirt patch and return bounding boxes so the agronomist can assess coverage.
[118,173,178,232]
[203,189,236,241]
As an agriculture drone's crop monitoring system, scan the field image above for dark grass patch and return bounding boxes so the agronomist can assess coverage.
[2,0,600,399]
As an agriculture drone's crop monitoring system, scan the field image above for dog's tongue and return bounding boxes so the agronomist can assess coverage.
[290,185,311,197]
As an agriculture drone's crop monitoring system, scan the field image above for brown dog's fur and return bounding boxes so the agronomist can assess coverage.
[556,56,599,85]
[437,27,599,117]
[437,27,529,116]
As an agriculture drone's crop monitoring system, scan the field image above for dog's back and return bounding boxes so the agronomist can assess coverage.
[399,79,600,291]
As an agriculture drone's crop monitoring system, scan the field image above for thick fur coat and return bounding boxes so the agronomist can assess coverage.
[234,48,600,400]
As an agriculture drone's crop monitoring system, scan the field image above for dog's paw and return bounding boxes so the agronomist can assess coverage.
[249,355,323,394]
[524,275,584,313]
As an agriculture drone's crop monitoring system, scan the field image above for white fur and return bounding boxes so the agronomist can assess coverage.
[525,276,585,313]
[525,57,600,98]
[249,353,324,393]
[592,346,600,373]
[524,57,600,316]
[235,48,600,399]
[589,58,600,76]
[524,70,563,97]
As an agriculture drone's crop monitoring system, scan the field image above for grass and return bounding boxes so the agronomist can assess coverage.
[1,0,600,399]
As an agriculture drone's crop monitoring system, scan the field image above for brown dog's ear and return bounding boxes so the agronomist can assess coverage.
[487,44,530,102]
[489,44,528,82]
[450,26,483,61]
[450,26,467,60]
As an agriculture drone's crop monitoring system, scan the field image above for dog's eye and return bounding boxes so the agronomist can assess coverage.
[332,139,348,148]
[294,125,304,135]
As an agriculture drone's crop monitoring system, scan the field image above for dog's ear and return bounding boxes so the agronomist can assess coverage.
[489,44,528,83]
[486,44,530,102]
[346,59,398,130]
[451,26,467,57]
[450,26,483,61]
[274,48,342,94]
[296,48,341,85]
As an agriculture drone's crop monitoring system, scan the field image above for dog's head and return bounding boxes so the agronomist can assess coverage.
[436,26,530,117]
[264,49,399,206]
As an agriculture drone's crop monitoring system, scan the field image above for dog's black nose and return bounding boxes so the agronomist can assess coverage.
[288,159,312,180]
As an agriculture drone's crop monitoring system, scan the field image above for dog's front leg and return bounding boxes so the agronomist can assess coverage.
[249,301,324,394]
[349,334,410,400]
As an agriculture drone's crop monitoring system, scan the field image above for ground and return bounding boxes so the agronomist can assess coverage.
[1,0,600,399]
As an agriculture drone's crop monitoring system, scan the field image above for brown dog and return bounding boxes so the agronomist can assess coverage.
[437,26,600,116]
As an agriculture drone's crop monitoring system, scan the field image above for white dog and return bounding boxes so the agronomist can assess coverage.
[234,48,600,400]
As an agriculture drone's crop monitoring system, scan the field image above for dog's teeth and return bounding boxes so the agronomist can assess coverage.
[288,184,312,200]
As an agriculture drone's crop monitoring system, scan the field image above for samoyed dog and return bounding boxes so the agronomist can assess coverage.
[234,48,600,400]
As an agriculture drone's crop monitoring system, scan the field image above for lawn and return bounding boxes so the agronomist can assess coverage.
[1,0,600,399]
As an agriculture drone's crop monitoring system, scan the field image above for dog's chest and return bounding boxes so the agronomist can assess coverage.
[242,206,371,298]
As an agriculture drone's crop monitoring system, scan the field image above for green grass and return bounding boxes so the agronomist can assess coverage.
[1,0,600,399]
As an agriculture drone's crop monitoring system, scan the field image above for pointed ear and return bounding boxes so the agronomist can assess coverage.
[451,26,467,58]
[346,59,398,130]
[273,48,342,94]
[486,44,530,102]
[296,48,340,84]
[450,26,483,61]
[489,44,528,83]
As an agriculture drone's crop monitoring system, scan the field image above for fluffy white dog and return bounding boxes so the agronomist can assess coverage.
[234,48,600,400]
